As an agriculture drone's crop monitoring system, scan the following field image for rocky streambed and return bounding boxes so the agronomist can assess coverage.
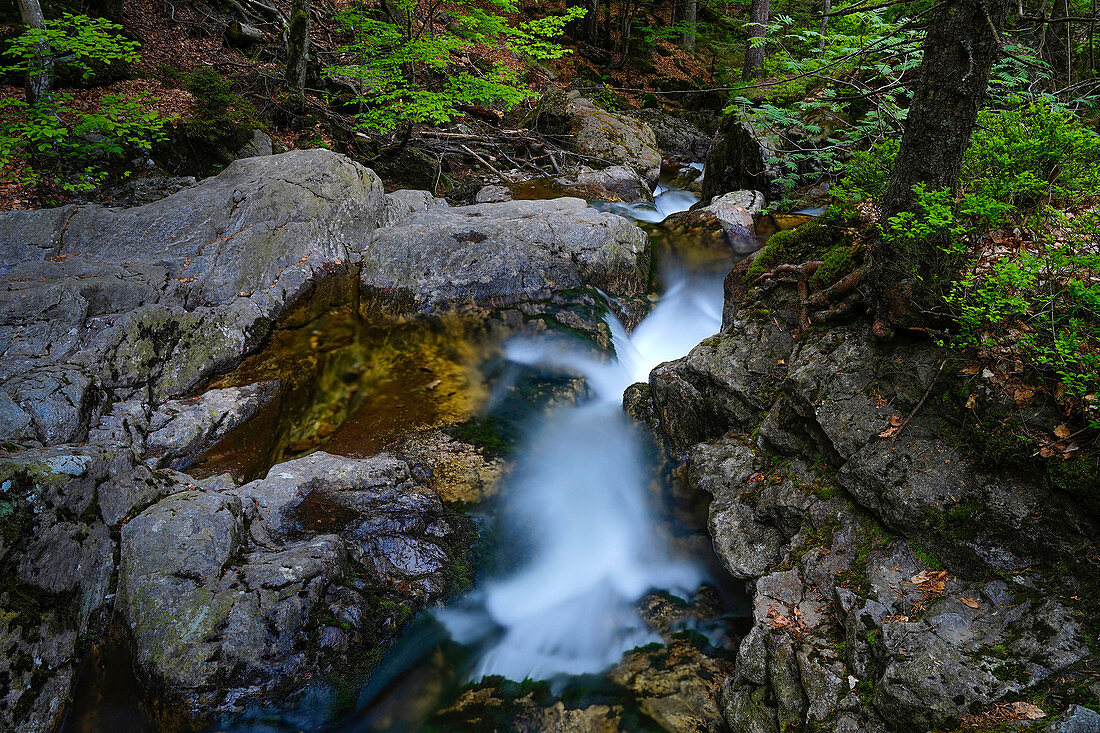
[1,119,1097,733]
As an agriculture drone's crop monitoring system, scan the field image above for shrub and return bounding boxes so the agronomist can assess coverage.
[0,14,170,194]
[325,0,583,134]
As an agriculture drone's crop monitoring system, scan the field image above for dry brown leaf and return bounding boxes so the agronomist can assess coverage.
[1054,424,1071,438]
[961,362,981,375]
[965,393,977,409]
[960,596,979,609]
[1007,701,1046,720]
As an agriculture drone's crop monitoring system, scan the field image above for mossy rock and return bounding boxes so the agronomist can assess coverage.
[744,220,840,282]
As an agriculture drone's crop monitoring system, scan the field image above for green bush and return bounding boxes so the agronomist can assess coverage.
[153,68,257,176]
[962,102,1100,230]
[0,14,170,194]
[325,0,583,134]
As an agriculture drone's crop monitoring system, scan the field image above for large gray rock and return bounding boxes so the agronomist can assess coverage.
[118,451,467,714]
[647,297,1099,731]
[550,165,653,203]
[638,109,712,162]
[361,197,650,309]
[0,149,384,446]
[535,90,661,186]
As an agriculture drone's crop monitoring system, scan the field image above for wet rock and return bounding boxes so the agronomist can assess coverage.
[0,149,384,446]
[610,637,728,732]
[0,445,163,733]
[701,112,782,202]
[661,190,766,266]
[395,429,504,503]
[144,381,279,469]
[362,197,650,309]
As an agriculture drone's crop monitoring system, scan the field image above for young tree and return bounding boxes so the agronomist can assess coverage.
[16,0,51,102]
[867,0,1012,332]
[742,0,768,79]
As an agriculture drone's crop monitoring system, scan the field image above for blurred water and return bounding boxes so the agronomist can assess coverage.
[435,176,724,684]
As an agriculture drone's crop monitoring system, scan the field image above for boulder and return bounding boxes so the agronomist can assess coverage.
[535,90,661,186]
[638,109,713,162]
[118,451,470,714]
[701,112,782,202]
[550,165,653,203]
[475,184,513,203]
[361,197,650,309]
[646,292,1099,730]
[660,190,766,266]
[0,149,383,446]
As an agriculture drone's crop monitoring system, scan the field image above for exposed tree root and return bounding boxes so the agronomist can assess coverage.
[754,261,869,333]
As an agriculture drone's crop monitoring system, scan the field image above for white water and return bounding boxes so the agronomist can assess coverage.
[440,183,728,684]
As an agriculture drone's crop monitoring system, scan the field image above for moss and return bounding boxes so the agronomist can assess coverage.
[838,516,894,593]
[745,220,840,282]
[808,241,863,289]
[909,541,944,570]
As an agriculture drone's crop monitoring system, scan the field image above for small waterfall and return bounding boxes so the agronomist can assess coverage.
[438,182,726,683]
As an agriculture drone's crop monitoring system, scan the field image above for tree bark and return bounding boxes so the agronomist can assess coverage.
[818,0,831,56]
[869,0,1011,329]
[680,0,697,52]
[285,0,311,95]
[741,0,768,80]
[17,0,52,104]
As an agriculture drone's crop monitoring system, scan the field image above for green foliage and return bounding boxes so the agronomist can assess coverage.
[911,104,1100,403]
[961,102,1100,230]
[0,15,169,194]
[326,0,582,133]
[725,8,922,204]
[745,220,840,282]
[3,13,140,80]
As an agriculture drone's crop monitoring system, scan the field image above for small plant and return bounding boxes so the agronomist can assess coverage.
[0,14,170,194]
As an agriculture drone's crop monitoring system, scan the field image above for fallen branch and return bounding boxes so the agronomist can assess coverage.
[460,144,512,183]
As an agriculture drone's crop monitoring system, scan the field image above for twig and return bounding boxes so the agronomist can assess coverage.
[891,359,946,440]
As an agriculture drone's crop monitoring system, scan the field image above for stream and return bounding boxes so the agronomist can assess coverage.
[311,178,749,732]
[65,172,755,733]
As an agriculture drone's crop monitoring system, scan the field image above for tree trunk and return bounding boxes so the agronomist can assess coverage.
[868,0,1011,331]
[17,0,52,104]
[818,0,831,56]
[680,0,697,52]
[285,0,311,95]
[741,0,768,80]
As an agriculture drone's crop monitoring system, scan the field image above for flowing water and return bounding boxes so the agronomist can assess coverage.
[323,177,750,731]
[436,267,724,683]
[67,172,749,733]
